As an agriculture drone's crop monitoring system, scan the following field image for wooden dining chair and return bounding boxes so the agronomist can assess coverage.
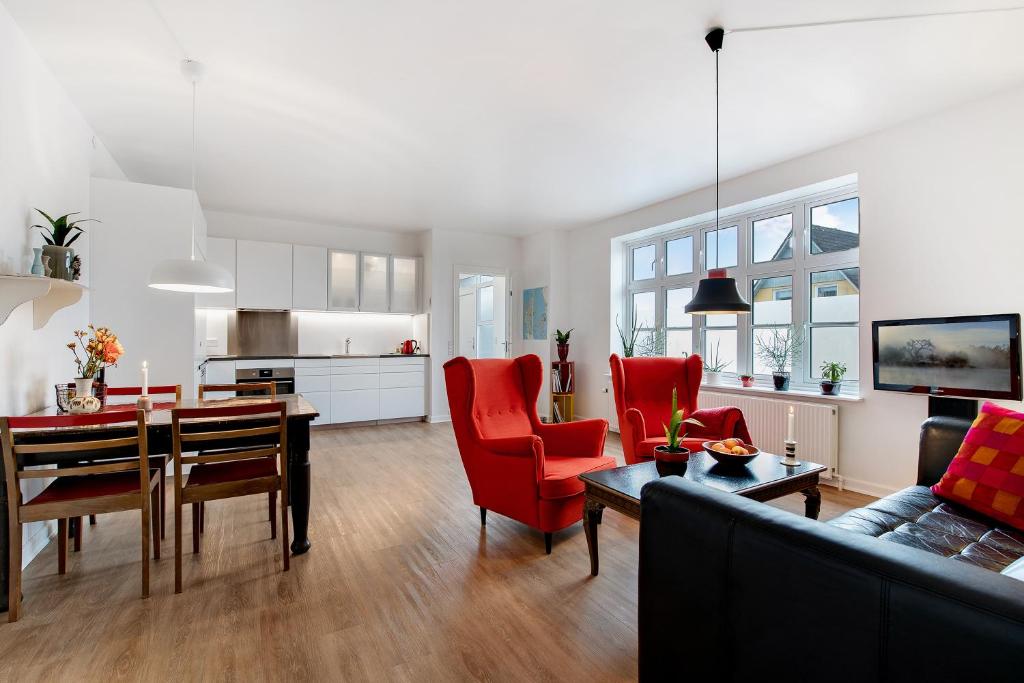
[171,401,289,593]
[0,410,160,622]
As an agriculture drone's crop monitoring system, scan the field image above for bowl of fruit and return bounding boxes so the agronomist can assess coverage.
[703,438,759,467]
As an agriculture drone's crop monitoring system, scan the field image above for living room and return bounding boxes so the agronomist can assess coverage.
[1,1,1023,680]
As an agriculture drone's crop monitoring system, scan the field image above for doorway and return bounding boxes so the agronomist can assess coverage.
[455,269,509,359]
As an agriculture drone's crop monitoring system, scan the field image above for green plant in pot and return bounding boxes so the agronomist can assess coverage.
[702,340,729,385]
[554,328,573,362]
[754,326,803,391]
[819,361,847,396]
[31,209,95,281]
[654,386,705,474]
[615,314,640,357]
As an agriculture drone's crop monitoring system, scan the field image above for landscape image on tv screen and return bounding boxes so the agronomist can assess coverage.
[876,319,1014,393]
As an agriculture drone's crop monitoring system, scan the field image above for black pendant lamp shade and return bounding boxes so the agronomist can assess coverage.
[684,27,751,316]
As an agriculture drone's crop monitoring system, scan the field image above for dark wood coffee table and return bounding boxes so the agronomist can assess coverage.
[578,452,825,576]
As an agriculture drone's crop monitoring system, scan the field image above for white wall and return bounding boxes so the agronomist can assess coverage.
[0,3,125,565]
[520,231,571,418]
[567,84,1024,497]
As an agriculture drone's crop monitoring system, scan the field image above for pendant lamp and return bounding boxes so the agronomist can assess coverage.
[685,28,750,316]
[149,60,234,294]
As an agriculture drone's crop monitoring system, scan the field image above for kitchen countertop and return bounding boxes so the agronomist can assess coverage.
[204,353,429,360]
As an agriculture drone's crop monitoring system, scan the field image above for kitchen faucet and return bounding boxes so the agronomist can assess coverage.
[345,337,352,354]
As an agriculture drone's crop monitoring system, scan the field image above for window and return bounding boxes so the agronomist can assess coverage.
[623,184,860,392]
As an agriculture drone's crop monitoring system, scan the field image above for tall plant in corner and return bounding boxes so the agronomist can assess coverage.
[31,209,95,281]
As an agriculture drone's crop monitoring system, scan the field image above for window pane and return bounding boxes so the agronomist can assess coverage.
[752,276,792,325]
[632,244,655,280]
[666,287,692,328]
[666,236,693,275]
[704,329,737,373]
[811,327,859,380]
[477,323,496,358]
[752,214,793,263]
[707,312,737,328]
[632,291,656,329]
[810,197,859,254]
[478,285,494,322]
[753,327,793,375]
[704,226,737,269]
[811,268,859,323]
[666,330,692,357]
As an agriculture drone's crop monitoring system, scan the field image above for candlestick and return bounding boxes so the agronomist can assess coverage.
[786,405,795,442]
[142,360,149,397]
[781,439,801,467]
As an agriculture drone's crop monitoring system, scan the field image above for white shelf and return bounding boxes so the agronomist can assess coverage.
[0,275,86,329]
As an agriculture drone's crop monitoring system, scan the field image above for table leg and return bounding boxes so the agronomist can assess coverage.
[802,486,822,520]
[584,498,604,577]
[289,442,312,555]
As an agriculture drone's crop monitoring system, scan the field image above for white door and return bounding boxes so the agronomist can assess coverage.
[455,270,510,359]
[458,291,476,356]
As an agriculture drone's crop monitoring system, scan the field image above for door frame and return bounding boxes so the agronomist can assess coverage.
[453,265,512,359]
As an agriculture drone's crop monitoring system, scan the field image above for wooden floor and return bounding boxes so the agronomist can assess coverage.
[0,422,873,682]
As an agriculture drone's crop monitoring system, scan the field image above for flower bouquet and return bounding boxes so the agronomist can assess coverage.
[66,325,124,399]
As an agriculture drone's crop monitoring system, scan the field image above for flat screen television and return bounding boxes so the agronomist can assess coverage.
[872,313,1022,400]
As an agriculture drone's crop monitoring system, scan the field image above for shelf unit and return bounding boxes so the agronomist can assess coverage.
[0,275,86,329]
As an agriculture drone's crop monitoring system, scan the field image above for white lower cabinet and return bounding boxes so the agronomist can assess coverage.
[294,355,428,425]
[303,391,331,426]
[378,357,426,419]
[332,388,381,423]
[201,360,237,400]
[331,358,380,424]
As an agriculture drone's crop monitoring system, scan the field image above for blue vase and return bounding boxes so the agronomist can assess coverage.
[30,247,44,276]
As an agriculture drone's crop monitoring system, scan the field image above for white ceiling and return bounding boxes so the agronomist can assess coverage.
[6,1,1024,235]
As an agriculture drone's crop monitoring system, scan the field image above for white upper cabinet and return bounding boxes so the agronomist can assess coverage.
[390,256,420,313]
[292,244,328,310]
[360,253,389,312]
[235,240,293,309]
[196,237,237,309]
[328,250,358,311]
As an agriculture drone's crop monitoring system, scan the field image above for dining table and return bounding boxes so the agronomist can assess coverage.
[0,394,319,612]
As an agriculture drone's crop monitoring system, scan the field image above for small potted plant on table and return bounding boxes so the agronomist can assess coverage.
[819,361,847,396]
[703,340,729,385]
[554,328,573,361]
[754,326,803,391]
[654,386,705,476]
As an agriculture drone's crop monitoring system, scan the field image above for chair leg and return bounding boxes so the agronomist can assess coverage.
[151,488,161,560]
[480,507,487,526]
[159,464,167,540]
[57,519,68,575]
[199,501,205,534]
[175,497,183,594]
[281,487,290,572]
[89,514,97,526]
[544,532,553,555]
[141,498,151,599]
[73,516,83,552]
[8,515,22,622]
[192,503,200,554]
[269,490,278,540]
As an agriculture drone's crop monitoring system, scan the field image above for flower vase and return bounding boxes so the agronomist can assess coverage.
[557,343,569,362]
[31,248,44,276]
[43,245,73,281]
[73,377,94,398]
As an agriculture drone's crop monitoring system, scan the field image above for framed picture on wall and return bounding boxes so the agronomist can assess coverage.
[523,287,548,340]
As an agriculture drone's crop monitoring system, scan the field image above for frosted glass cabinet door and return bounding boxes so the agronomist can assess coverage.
[328,250,358,310]
[390,256,419,313]
[360,253,389,312]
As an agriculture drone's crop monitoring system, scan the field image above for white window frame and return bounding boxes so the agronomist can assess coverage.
[622,183,860,393]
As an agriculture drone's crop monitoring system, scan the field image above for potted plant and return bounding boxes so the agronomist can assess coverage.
[554,328,573,362]
[819,361,847,396]
[739,374,755,388]
[31,209,95,281]
[615,314,640,357]
[654,386,705,474]
[67,325,124,397]
[702,340,729,385]
[754,326,803,391]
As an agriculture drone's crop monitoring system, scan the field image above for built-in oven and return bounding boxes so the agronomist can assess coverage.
[234,367,295,396]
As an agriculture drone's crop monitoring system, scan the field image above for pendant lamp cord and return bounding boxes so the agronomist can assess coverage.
[714,47,720,269]
[190,77,198,260]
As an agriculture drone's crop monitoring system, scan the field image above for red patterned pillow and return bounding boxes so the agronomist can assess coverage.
[933,401,1024,531]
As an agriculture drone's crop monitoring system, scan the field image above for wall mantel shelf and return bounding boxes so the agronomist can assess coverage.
[0,275,86,329]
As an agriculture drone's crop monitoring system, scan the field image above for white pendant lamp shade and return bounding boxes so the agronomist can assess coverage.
[148,258,234,293]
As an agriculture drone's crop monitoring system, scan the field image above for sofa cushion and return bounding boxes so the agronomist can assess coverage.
[932,401,1024,531]
[828,485,1024,572]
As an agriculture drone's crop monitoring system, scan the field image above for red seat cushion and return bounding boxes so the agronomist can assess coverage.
[26,470,158,506]
[933,401,1024,531]
[539,455,617,500]
[186,458,278,488]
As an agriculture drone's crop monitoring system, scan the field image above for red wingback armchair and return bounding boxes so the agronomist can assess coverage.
[609,354,752,465]
[444,354,614,553]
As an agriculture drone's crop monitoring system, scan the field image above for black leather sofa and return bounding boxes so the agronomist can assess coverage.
[638,417,1024,682]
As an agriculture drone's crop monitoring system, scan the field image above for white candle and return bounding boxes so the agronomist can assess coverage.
[787,405,795,442]
[142,360,149,397]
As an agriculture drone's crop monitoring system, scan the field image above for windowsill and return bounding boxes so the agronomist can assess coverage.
[700,382,864,403]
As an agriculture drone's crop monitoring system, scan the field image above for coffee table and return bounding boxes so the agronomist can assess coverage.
[578,452,825,576]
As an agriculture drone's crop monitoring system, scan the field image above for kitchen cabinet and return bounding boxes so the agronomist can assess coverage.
[296,358,331,425]
[378,357,426,419]
[292,245,328,311]
[196,237,237,309]
[236,240,292,310]
[202,359,236,400]
[390,256,420,313]
[359,253,389,312]
[331,358,380,423]
[328,250,358,311]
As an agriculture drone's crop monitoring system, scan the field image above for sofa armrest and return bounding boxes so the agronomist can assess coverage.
[917,416,972,486]
[534,418,608,458]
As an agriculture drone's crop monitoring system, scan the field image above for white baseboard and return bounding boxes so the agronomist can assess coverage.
[835,476,901,499]
[428,414,451,424]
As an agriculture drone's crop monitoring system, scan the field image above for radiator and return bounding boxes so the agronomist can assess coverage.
[698,391,839,480]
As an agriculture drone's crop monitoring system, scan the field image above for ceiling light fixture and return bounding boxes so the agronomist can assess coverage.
[685,28,751,316]
[148,59,234,294]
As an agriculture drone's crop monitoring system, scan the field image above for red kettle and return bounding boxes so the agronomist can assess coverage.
[401,339,421,354]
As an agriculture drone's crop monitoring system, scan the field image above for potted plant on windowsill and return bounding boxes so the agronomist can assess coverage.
[819,361,847,396]
[739,374,755,388]
[554,328,573,362]
[654,386,705,475]
[754,326,803,391]
[703,339,728,385]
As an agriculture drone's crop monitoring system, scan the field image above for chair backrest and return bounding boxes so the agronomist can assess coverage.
[0,410,149,514]
[105,384,182,404]
[444,355,543,446]
[609,354,703,437]
[171,402,287,482]
[198,382,275,399]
